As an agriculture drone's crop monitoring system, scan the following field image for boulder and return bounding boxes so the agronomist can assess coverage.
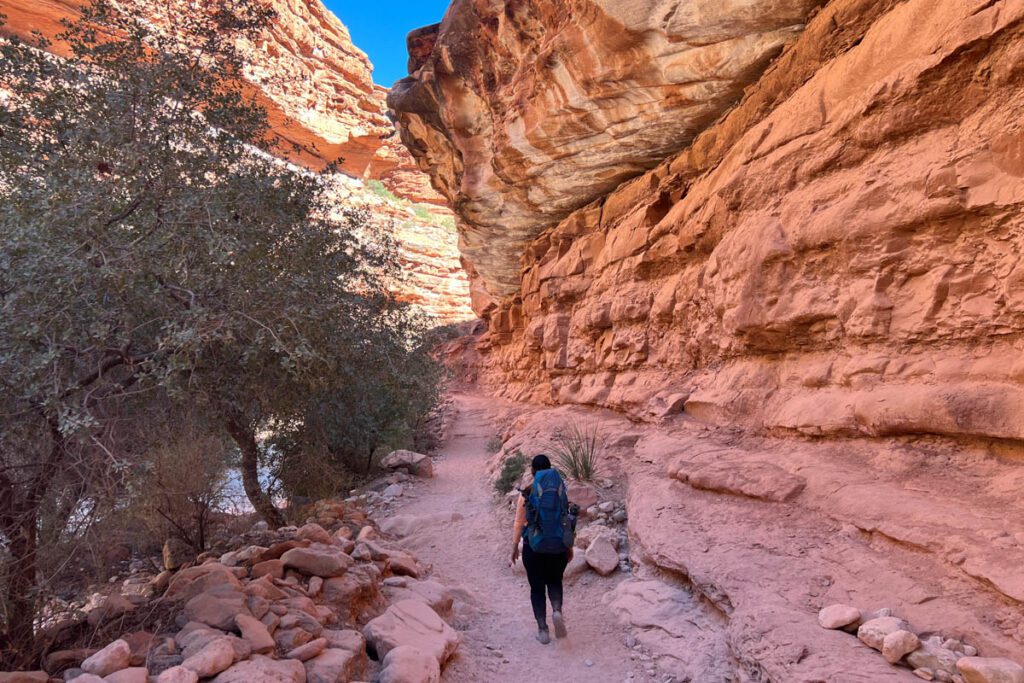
[281,544,353,578]
[81,639,131,677]
[211,656,306,683]
[163,538,194,570]
[383,579,454,618]
[566,482,598,509]
[296,523,333,545]
[564,553,590,579]
[381,450,434,478]
[858,616,910,651]
[957,657,1024,683]
[322,629,365,653]
[183,586,251,631]
[235,614,275,654]
[285,637,327,662]
[585,537,619,576]
[165,563,241,601]
[180,638,236,678]
[817,604,861,630]
[671,460,806,502]
[363,600,460,667]
[104,667,149,683]
[0,673,48,683]
[86,593,136,627]
[378,646,441,683]
[305,647,365,683]
[908,642,960,674]
[251,559,284,580]
[883,630,921,664]
[156,666,199,683]
[323,568,383,622]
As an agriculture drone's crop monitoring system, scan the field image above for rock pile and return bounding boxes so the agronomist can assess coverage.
[818,604,1024,682]
[4,498,461,683]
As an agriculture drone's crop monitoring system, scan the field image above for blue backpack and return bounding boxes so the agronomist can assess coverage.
[524,469,576,554]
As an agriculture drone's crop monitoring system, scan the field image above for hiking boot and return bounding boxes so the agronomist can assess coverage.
[536,627,551,645]
[552,611,567,639]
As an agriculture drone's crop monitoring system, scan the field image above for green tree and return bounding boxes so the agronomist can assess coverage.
[0,0,438,661]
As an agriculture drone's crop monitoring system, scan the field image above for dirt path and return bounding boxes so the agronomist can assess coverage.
[381,393,646,683]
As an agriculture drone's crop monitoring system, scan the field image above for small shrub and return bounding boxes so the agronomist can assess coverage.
[495,451,528,495]
[411,204,431,220]
[367,178,400,204]
[549,421,602,481]
[485,435,504,453]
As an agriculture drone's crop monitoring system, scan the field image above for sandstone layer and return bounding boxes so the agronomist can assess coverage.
[389,0,824,296]
[0,0,473,321]
[445,0,1024,440]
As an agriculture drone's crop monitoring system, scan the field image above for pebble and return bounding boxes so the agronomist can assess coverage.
[598,502,616,513]
[585,660,594,667]
[625,635,637,648]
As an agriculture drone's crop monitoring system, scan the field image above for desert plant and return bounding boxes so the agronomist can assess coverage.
[485,435,504,454]
[495,451,528,495]
[549,421,602,481]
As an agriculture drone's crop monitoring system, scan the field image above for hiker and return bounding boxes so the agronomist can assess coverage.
[510,454,577,644]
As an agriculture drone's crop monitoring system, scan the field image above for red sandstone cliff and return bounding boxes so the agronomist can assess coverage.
[393,1,1024,675]
[0,0,472,321]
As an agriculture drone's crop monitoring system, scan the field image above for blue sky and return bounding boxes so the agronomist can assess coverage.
[325,1,452,87]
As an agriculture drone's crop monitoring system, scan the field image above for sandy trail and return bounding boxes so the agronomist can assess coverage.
[382,393,649,683]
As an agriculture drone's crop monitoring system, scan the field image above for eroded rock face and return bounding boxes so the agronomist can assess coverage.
[461,0,1024,446]
[389,0,822,297]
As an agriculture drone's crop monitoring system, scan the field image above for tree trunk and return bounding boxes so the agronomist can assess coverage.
[225,418,285,529]
[1,509,39,667]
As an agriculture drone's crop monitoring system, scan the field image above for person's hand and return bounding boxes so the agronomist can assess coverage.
[510,544,520,566]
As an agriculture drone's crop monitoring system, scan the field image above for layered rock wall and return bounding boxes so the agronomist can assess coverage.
[389,0,824,295]
[404,0,1024,435]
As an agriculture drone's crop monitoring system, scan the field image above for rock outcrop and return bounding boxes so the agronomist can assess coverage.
[405,0,1024,435]
[389,0,823,296]
[0,0,473,322]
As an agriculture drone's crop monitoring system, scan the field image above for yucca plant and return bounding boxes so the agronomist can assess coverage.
[549,421,602,481]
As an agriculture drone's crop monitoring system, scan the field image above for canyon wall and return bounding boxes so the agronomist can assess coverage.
[393,1,1024,673]
[395,0,1024,434]
[0,0,473,321]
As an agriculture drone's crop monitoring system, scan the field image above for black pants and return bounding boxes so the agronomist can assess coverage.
[522,543,569,627]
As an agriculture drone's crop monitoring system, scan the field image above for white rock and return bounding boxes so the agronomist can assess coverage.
[81,639,131,677]
[585,537,619,576]
[957,657,1024,683]
[883,630,921,664]
[858,616,909,651]
[817,604,861,630]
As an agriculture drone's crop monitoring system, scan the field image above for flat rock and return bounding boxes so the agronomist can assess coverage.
[363,600,460,667]
[957,657,1024,683]
[296,523,333,545]
[908,643,960,674]
[818,604,861,630]
[380,513,462,538]
[378,645,441,683]
[211,656,305,683]
[103,667,148,683]
[281,544,353,578]
[285,637,327,662]
[383,579,454,618]
[0,673,48,683]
